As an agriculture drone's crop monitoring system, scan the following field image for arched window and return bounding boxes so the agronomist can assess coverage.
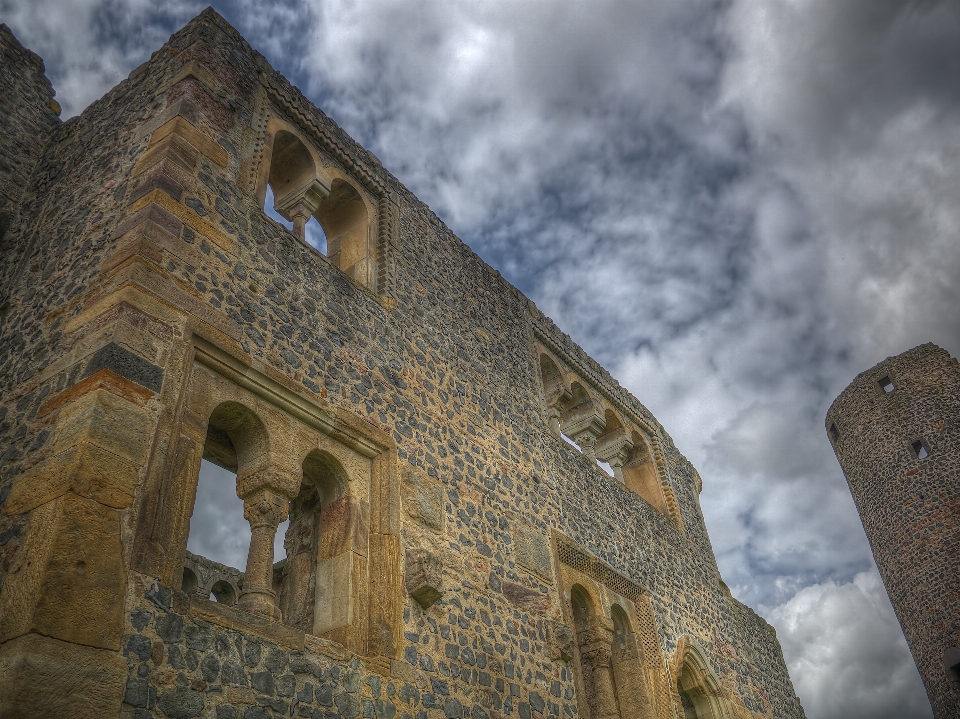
[672,637,732,719]
[277,450,351,634]
[181,567,199,594]
[257,121,380,290]
[623,431,668,514]
[314,178,371,285]
[570,586,621,719]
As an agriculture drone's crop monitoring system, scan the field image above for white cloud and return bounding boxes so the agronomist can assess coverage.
[6,0,957,713]
[768,570,932,719]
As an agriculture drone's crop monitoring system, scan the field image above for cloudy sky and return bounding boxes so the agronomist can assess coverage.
[6,0,959,716]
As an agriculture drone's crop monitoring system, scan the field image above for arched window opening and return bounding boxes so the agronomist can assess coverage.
[263,129,330,242]
[622,432,667,515]
[679,678,700,719]
[211,580,237,605]
[185,401,290,620]
[181,567,199,594]
[539,353,568,435]
[277,450,351,635]
[673,639,729,719]
[596,410,633,482]
[314,178,370,284]
[559,383,606,463]
[186,458,249,571]
[570,586,620,719]
[610,605,652,719]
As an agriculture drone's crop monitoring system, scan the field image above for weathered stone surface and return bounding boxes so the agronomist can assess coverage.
[0,10,805,719]
[0,633,127,719]
[405,548,443,609]
[512,525,553,581]
[401,469,444,532]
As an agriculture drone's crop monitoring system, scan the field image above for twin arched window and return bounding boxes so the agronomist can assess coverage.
[258,124,377,290]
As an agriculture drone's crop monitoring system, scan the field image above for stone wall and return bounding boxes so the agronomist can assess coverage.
[827,343,960,718]
[0,9,805,719]
[0,23,61,273]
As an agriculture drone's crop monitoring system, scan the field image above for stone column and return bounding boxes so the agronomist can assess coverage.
[596,428,635,484]
[290,203,312,240]
[581,627,620,719]
[560,399,606,465]
[573,430,600,462]
[275,176,330,240]
[238,489,289,620]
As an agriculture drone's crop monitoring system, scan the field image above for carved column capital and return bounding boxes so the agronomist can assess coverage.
[596,428,634,483]
[242,490,289,529]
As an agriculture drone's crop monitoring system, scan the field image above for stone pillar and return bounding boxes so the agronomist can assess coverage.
[560,399,606,464]
[581,625,620,719]
[596,428,634,484]
[573,430,600,462]
[275,176,329,240]
[290,203,312,240]
[238,489,289,620]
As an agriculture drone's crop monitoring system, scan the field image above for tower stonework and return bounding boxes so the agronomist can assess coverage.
[0,10,805,719]
[827,343,960,718]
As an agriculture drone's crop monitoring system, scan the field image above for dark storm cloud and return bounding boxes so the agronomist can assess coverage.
[7,0,958,716]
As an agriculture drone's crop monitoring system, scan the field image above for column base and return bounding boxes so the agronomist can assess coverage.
[238,587,282,621]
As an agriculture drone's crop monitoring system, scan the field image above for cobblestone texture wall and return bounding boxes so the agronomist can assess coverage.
[0,10,804,719]
[0,23,61,269]
[827,343,960,718]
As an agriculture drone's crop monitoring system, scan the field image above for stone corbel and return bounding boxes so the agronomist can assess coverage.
[405,548,444,609]
[595,427,634,483]
[560,399,606,462]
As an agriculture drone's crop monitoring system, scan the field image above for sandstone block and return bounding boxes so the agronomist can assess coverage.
[405,548,443,609]
[513,524,553,581]
[53,388,154,465]
[0,633,127,719]
[401,468,444,533]
[6,441,141,514]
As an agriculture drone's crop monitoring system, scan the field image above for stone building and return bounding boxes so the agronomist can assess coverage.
[0,10,805,719]
[827,344,960,719]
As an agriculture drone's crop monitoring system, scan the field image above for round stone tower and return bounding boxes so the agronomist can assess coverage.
[826,343,960,718]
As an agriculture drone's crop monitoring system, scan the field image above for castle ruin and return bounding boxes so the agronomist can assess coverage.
[0,10,805,718]
[827,344,960,718]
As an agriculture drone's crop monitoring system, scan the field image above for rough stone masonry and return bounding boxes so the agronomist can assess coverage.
[828,343,960,719]
[0,9,806,719]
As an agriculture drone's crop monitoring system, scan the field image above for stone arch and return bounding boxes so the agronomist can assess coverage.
[610,604,652,719]
[181,566,199,594]
[256,119,327,216]
[204,400,271,477]
[570,584,620,719]
[255,117,381,290]
[559,383,607,463]
[603,408,623,433]
[275,445,375,646]
[278,449,357,632]
[314,171,376,288]
[623,430,668,514]
[671,637,732,719]
[538,351,570,434]
[210,579,238,605]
